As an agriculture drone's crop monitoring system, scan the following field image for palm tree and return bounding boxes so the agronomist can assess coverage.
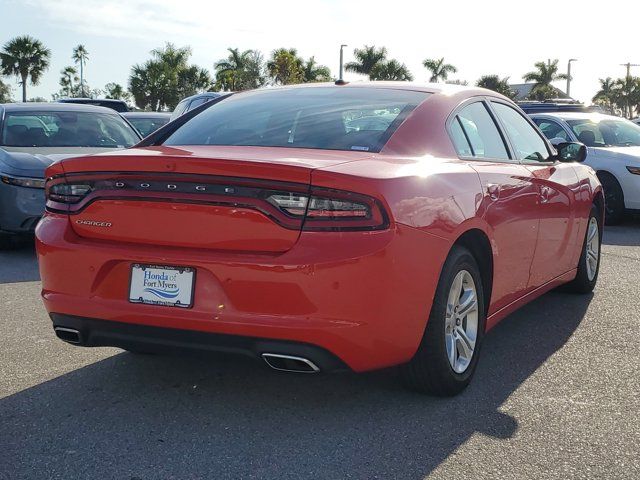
[267,48,304,85]
[613,76,640,119]
[476,74,516,99]
[0,35,51,102]
[214,48,255,91]
[523,59,568,100]
[0,79,11,102]
[302,56,331,82]
[72,44,89,97]
[177,65,212,97]
[345,45,387,79]
[59,66,78,97]
[370,59,413,81]
[104,82,130,102]
[423,57,457,83]
[129,60,168,111]
[151,43,190,71]
[592,77,617,114]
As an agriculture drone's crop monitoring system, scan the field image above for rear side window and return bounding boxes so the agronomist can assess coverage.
[451,102,509,160]
[187,97,210,111]
[169,99,190,121]
[491,102,550,161]
[450,118,473,156]
[164,87,429,153]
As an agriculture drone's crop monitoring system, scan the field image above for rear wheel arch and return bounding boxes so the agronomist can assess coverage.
[450,228,493,318]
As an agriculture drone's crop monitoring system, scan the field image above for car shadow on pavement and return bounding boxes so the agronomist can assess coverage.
[0,240,40,284]
[602,216,640,247]
[0,291,591,479]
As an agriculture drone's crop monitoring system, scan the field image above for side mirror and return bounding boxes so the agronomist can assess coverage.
[553,141,587,163]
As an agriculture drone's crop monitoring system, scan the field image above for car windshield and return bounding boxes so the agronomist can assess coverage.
[127,117,170,137]
[1,111,139,148]
[567,118,640,147]
[163,87,429,153]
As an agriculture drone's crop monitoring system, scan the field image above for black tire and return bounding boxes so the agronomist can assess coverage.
[564,205,601,294]
[598,172,625,225]
[401,245,486,396]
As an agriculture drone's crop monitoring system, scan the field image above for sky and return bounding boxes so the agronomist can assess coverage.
[1,0,640,105]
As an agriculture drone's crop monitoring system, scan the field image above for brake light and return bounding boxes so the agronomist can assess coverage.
[45,174,389,231]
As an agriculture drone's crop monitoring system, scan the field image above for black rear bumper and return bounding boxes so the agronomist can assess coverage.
[49,313,349,372]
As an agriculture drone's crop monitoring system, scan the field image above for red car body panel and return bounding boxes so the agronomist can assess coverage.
[36,83,603,372]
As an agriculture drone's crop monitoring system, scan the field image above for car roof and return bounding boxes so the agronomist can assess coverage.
[224,82,506,108]
[254,81,467,95]
[530,111,625,121]
[58,97,126,103]
[0,102,121,114]
[121,111,171,118]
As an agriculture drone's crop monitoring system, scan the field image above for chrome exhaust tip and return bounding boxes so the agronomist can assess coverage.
[261,353,320,373]
[54,327,82,344]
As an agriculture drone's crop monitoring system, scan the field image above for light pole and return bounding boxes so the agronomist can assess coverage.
[567,59,577,98]
[339,44,348,82]
[620,62,640,79]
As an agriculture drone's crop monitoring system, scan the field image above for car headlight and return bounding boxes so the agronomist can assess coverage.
[0,174,46,189]
[626,166,640,175]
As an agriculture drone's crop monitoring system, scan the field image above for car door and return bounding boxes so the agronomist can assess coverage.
[450,100,540,314]
[490,101,580,289]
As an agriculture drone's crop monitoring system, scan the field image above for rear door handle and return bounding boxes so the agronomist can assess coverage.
[487,183,500,201]
[539,186,552,203]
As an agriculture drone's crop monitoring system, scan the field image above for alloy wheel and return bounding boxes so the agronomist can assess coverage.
[586,217,600,281]
[445,270,479,374]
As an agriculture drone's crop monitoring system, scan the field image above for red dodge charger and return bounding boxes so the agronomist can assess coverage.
[36,83,603,395]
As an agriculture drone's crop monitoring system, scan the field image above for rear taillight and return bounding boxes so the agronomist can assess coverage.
[47,182,93,203]
[45,174,389,231]
[266,189,384,230]
[301,188,388,231]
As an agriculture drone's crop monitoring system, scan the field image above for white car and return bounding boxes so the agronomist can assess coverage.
[531,112,640,224]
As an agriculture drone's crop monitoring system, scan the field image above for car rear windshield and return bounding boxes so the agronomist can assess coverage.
[163,87,429,153]
[1,112,139,148]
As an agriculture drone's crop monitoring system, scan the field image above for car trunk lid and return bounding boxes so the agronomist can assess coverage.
[55,146,369,253]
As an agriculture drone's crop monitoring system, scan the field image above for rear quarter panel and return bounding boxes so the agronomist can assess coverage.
[312,155,486,349]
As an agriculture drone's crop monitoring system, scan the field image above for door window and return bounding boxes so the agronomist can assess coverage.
[492,102,550,161]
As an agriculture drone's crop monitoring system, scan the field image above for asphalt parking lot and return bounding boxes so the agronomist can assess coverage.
[1,221,639,480]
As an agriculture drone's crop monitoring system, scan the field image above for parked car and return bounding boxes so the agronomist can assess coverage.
[169,92,222,121]
[121,111,171,137]
[0,103,141,247]
[518,101,595,114]
[37,83,602,396]
[57,98,129,112]
[531,111,640,224]
[631,117,640,126]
